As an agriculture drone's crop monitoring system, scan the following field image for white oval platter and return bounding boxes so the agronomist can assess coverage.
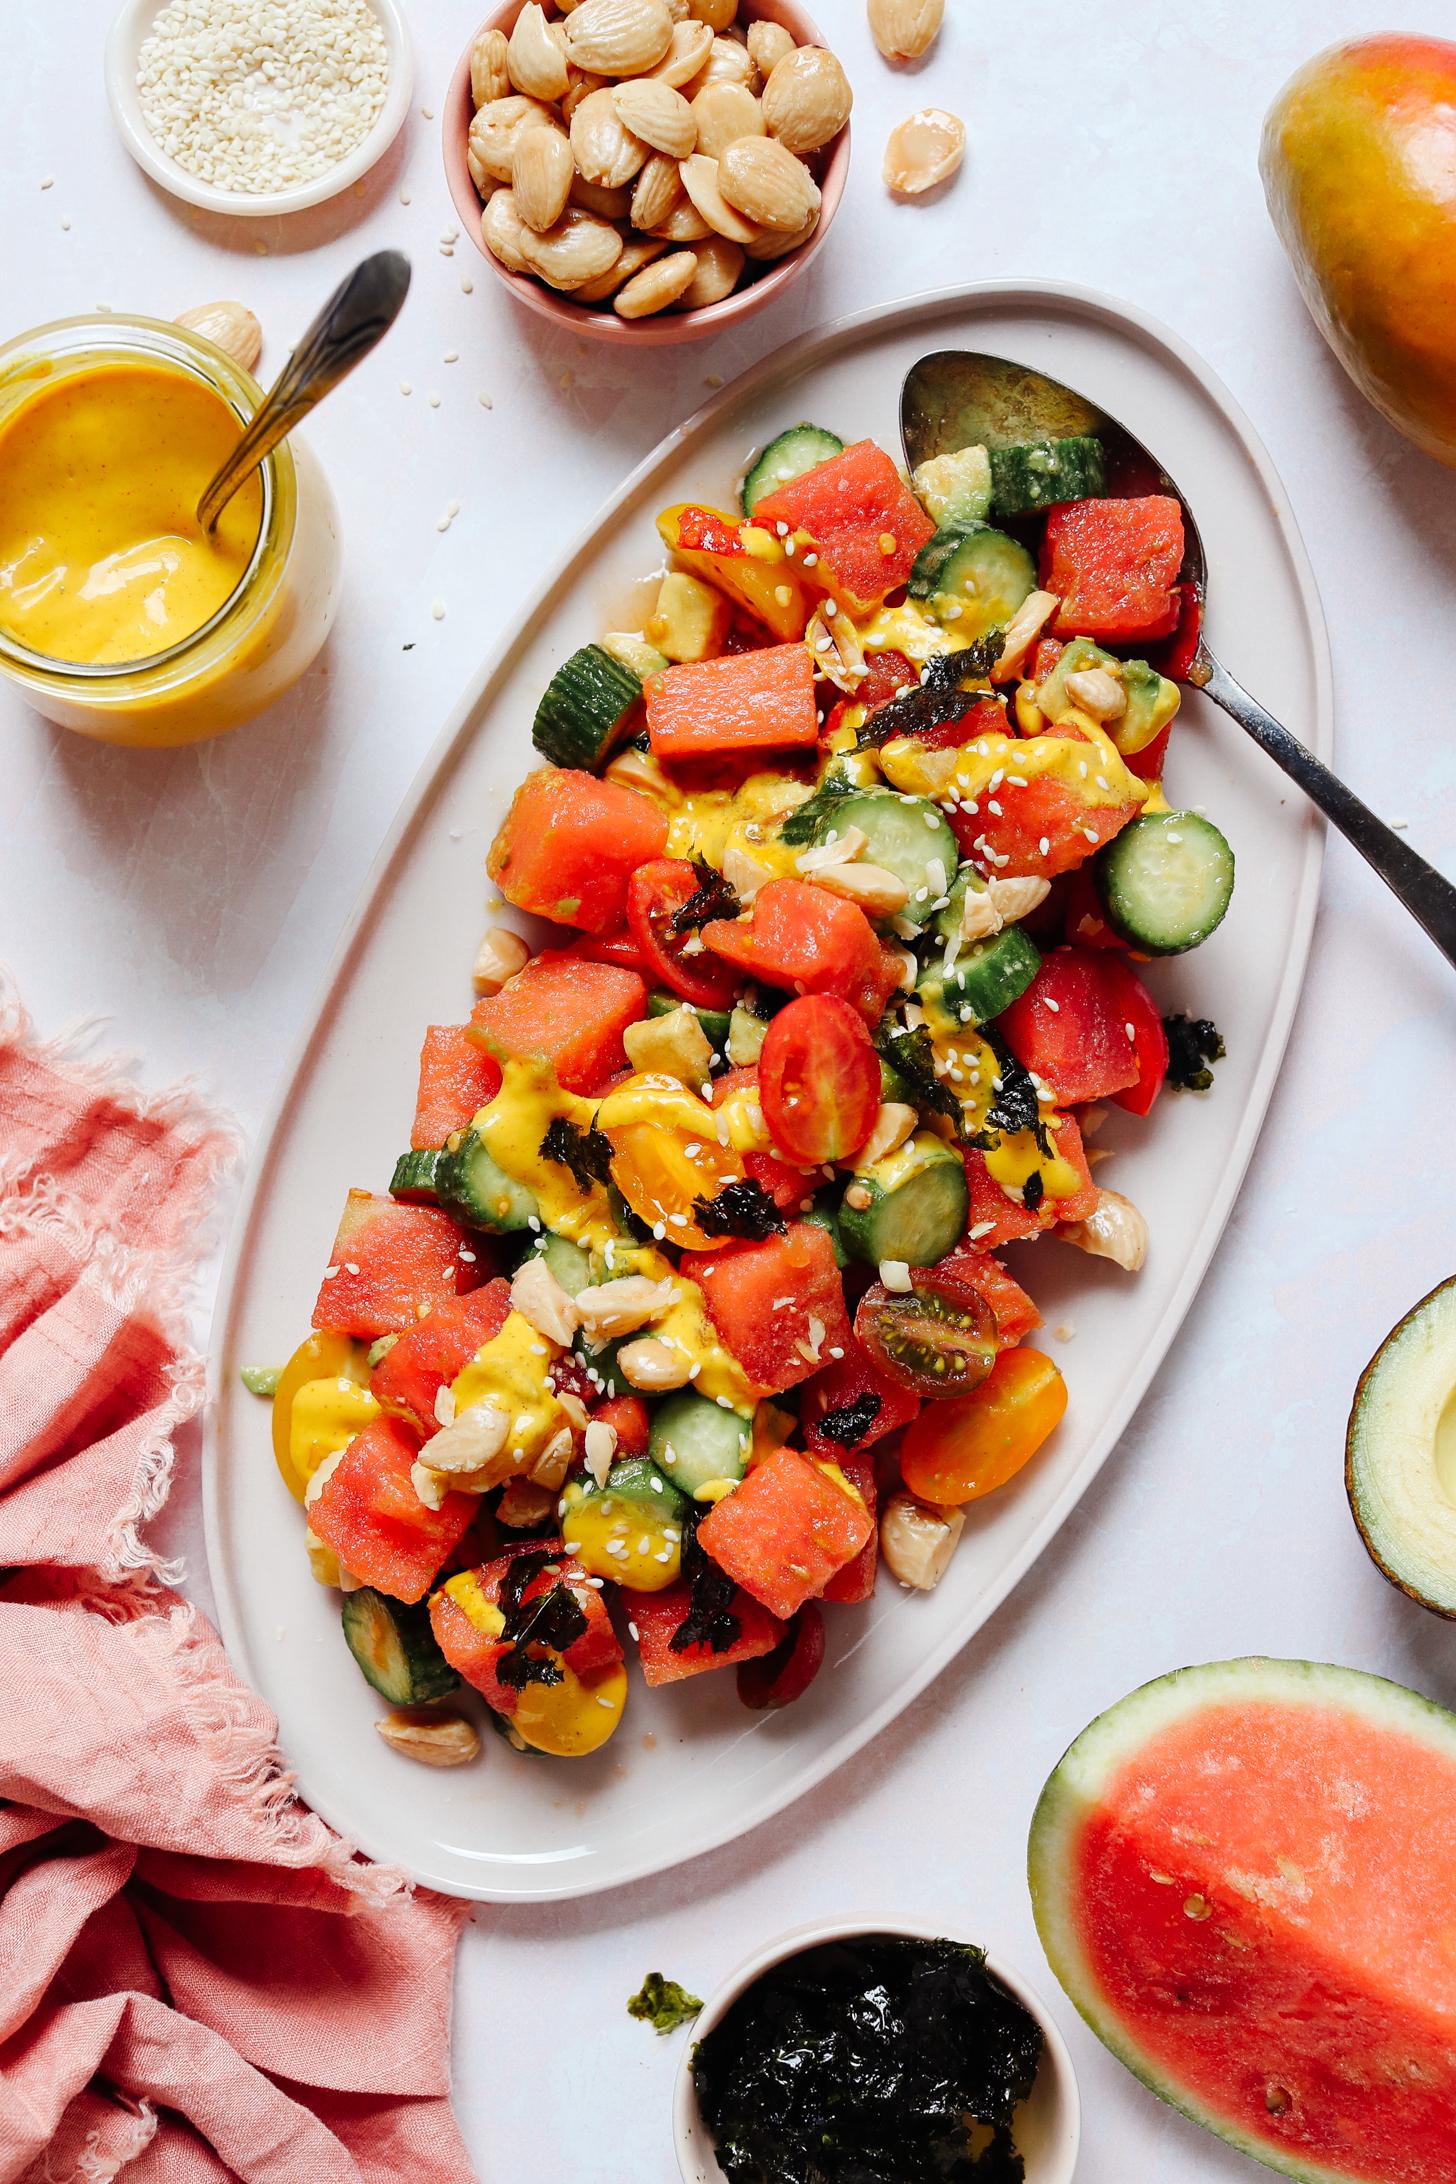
[205,282,1330,1901]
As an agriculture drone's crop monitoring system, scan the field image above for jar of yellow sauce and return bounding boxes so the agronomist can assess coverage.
[0,315,341,746]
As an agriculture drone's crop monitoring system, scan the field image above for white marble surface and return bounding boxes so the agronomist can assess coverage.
[5,2,1456,2178]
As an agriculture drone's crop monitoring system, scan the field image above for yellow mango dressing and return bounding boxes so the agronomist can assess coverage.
[0,362,263,667]
[0,316,341,745]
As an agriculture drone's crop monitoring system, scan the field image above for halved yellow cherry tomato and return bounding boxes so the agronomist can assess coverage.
[899,1347,1067,1506]
[270,1332,372,1501]
[596,1072,745,1251]
[513,1660,629,1757]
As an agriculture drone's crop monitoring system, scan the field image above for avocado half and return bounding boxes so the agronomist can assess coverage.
[1346,1274,1456,1617]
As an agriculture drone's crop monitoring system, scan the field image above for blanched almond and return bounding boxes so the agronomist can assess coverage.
[175,301,261,372]
[630,151,683,230]
[680,151,761,242]
[719,134,820,231]
[512,124,575,232]
[744,209,819,258]
[614,247,700,317]
[868,0,945,63]
[884,106,965,195]
[562,68,608,120]
[480,188,530,272]
[518,206,625,289]
[575,232,668,301]
[472,925,531,994]
[470,25,511,108]
[376,1709,481,1768]
[746,18,794,77]
[570,85,650,187]
[570,174,635,218]
[691,80,763,161]
[508,2,570,100]
[468,94,557,190]
[651,196,714,241]
[687,0,737,27]
[647,20,714,86]
[688,33,754,90]
[679,233,744,306]
[762,45,852,155]
[565,0,674,77]
[613,76,696,156]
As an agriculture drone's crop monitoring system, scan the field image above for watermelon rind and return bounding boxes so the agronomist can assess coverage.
[1027,1655,1456,2184]
[1346,1272,1456,1619]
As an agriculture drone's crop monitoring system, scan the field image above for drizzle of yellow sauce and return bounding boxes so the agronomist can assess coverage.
[666,769,809,873]
[288,1376,380,1490]
[450,1312,566,1466]
[0,361,263,666]
[879,720,1149,812]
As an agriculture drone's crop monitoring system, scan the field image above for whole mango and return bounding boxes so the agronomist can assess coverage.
[1261,35,1456,466]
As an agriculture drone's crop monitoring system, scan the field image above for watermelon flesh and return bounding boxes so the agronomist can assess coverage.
[1029,1656,1456,2183]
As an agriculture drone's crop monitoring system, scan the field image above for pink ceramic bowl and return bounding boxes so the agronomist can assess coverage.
[443,0,850,346]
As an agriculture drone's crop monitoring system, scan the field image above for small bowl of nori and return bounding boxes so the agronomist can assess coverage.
[674,1918,1080,2184]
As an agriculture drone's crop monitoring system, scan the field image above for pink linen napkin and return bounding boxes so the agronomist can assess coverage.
[0,977,477,2183]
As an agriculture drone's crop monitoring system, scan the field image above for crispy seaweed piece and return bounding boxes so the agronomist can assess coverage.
[874,1020,961,1130]
[854,636,1006,749]
[668,1507,741,1657]
[670,858,740,934]
[692,1933,1043,2182]
[539,1116,614,1192]
[693,1179,787,1241]
[1164,1012,1225,1092]
[627,1972,704,2036]
[814,1392,882,1449]
[494,1551,589,1692]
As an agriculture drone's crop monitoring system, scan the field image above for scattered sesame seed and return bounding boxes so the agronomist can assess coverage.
[427,390,441,408]
[443,348,459,364]
[431,599,446,620]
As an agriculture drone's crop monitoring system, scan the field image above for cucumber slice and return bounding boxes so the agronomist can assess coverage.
[838,1132,969,1269]
[436,1129,539,1233]
[726,1005,768,1067]
[912,445,992,527]
[649,1392,752,1498]
[919,927,1043,1029]
[989,436,1105,517]
[647,988,732,1051]
[907,523,1036,642]
[929,863,984,946]
[532,644,643,771]
[1097,812,1235,955]
[341,1588,459,1704]
[532,1231,596,1298]
[741,424,844,516]
[600,631,670,683]
[389,1148,442,1203]
[813,790,959,930]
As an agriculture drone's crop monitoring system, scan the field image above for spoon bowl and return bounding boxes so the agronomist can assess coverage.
[901,349,1456,971]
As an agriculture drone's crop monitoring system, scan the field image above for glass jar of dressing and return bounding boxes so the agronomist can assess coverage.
[0,314,341,746]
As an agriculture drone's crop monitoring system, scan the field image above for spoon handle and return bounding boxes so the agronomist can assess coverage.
[1197,650,1456,970]
[197,250,411,534]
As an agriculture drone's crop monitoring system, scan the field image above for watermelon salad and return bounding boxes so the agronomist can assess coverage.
[267,419,1235,1765]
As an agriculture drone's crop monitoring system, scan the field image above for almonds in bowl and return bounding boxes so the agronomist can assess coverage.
[443,0,851,343]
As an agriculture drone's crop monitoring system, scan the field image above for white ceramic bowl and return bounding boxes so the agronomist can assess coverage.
[105,0,413,217]
[673,1917,1082,2184]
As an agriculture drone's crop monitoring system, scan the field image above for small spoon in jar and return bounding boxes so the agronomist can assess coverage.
[901,348,1456,972]
[196,250,411,534]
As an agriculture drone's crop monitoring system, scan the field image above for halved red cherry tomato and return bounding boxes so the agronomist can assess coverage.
[736,1603,826,1711]
[626,858,741,1011]
[566,928,650,976]
[1099,957,1169,1118]
[759,995,880,1165]
[854,1271,998,1401]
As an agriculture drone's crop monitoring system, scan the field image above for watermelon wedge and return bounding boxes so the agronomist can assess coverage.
[1028,1656,1456,2183]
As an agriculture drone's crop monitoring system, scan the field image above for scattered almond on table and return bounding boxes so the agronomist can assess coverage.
[867,0,944,64]
[465,0,850,319]
[883,105,964,197]
[173,300,263,372]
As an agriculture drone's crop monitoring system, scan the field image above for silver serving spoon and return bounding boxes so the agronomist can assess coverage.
[902,350,1456,971]
[196,250,412,534]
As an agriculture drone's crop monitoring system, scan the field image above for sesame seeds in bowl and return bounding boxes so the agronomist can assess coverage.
[105,0,413,217]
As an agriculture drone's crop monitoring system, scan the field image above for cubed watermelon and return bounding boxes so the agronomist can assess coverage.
[800,1331,921,1457]
[680,1223,852,1396]
[997,947,1143,1105]
[949,744,1142,880]
[310,1416,474,1604]
[822,1451,878,1606]
[311,1192,483,1339]
[624,1579,785,1686]
[430,1541,621,1714]
[411,1025,503,1150]
[932,1248,1042,1346]
[696,1446,873,1620]
[644,643,818,763]
[703,879,901,1025]
[470,951,646,1095]
[1042,495,1185,644]
[961,1114,1099,1249]
[370,1278,512,1433]
[486,768,669,935]
[752,441,936,613]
